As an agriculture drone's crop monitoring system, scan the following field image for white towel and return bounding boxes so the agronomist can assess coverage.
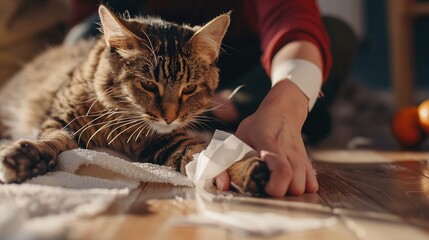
[0,148,192,240]
[0,131,336,239]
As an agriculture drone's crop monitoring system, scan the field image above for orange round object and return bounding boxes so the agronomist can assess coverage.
[391,106,426,148]
[418,100,429,134]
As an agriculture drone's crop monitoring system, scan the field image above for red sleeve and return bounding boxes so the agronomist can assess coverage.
[243,0,332,81]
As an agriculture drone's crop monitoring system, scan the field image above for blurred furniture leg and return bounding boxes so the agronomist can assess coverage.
[386,0,429,108]
[386,0,414,109]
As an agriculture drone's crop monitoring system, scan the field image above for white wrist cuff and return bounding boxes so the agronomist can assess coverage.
[270,59,323,111]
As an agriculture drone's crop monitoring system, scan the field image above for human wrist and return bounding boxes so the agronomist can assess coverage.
[270,41,323,111]
[271,59,322,111]
[258,80,308,127]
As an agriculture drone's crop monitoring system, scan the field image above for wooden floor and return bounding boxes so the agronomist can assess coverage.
[63,89,429,239]
[65,150,429,240]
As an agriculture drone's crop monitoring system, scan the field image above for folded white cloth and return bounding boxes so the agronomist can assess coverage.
[185,130,256,188]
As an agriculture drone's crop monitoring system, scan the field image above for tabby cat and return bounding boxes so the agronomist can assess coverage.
[0,6,269,195]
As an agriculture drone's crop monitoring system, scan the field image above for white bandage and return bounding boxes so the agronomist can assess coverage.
[270,59,323,111]
[185,130,256,188]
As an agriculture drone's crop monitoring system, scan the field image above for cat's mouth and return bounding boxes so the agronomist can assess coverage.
[148,120,182,134]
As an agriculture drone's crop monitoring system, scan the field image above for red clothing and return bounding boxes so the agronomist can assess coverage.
[242,0,332,80]
[71,0,332,80]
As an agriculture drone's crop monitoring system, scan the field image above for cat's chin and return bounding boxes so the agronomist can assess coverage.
[149,121,181,134]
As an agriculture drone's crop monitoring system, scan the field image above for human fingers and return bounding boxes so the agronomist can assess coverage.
[285,141,309,195]
[261,150,292,197]
[305,160,319,193]
[214,170,230,191]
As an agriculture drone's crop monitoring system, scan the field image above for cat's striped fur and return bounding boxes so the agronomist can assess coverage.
[0,6,269,195]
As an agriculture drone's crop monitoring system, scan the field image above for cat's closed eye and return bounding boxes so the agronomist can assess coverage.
[141,81,158,93]
[182,84,197,95]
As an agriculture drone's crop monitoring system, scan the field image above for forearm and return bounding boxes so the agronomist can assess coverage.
[269,40,323,113]
[272,40,323,74]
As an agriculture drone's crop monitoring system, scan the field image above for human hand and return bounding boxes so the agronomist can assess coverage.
[214,80,319,197]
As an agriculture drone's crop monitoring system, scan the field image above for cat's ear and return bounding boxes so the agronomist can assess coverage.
[99,5,138,49]
[189,12,230,63]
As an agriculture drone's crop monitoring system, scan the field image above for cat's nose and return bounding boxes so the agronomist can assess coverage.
[162,103,178,124]
[164,116,176,124]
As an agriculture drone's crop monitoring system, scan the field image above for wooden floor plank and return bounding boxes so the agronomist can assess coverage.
[315,160,429,229]
[66,151,429,239]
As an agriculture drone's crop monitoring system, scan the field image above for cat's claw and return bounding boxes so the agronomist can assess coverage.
[0,141,52,183]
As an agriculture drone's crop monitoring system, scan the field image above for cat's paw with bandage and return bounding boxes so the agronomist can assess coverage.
[227,156,270,196]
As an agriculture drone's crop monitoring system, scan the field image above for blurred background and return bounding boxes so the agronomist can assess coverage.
[317,0,429,149]
[0,0,428,149]
[321,0,428,90]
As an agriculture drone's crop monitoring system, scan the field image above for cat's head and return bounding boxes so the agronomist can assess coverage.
[94,5,230,134]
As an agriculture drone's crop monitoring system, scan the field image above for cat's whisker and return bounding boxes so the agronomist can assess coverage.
[75,95,100,105]
[145,127,151,137]
[86,115,134,132]
[63,111,109,130]
[127,126,142,143]
[74,110,118,134]
[127,122,147,143]
[206,103,229,112]
[191,120,211,130]
[84,88,116,113]
[227,85,246,100]
[86,116,135,148]
[220,43,238,56]
[205,106,223,113]
[135,122,151,141]
[67,109,116,133]
[73,112,122,143]
[146,125,156,137]
[186,108,220,121]
[106,119,141,140]
[188,120,210,132]
[78,116,125,147]
[108,121,142,145]
[185,119,204,130]
[183,122,198,132]
[194,115,222,124]
[86,97,101,116]
[197,103,223,113]
[85,118,122,148]
[192,114,216,120]
[84,114,142,148]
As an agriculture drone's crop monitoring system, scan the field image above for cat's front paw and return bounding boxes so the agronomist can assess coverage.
[227,156,270,196]
[0,140,55,183]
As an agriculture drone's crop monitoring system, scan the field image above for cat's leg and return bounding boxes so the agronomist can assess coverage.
[160,137,270,196]
[0,119,78,183]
